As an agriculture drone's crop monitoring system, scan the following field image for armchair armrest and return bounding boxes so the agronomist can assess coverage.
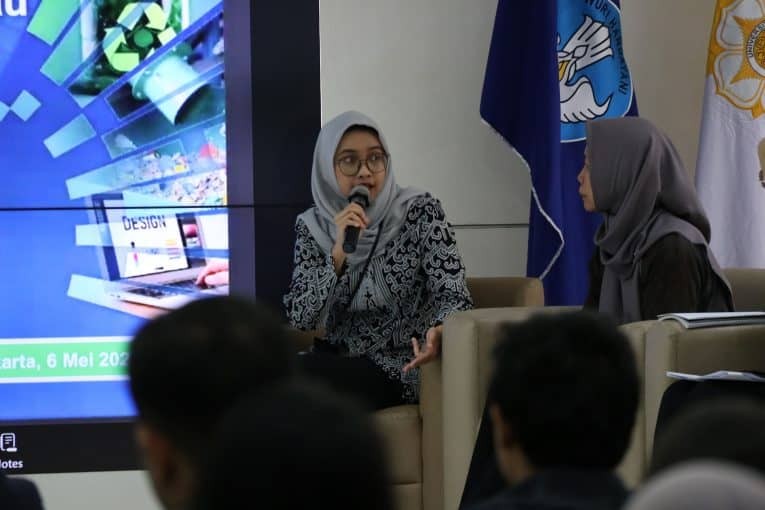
[420,360,443,510]
[644,321,765,460]
[441,306,575,510]
[615,320,655,487]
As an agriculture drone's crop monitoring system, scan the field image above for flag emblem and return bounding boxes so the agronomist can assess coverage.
[480,0,637,304]
[696,0,765,268]
[558,0,633,142]
[708,0,765,118]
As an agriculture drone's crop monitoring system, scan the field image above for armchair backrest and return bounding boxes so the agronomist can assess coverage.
[723,268,765,311]
[466,276,544,309]
[441,305,574,510]
[286,276,544,353]
[423,277,543,510]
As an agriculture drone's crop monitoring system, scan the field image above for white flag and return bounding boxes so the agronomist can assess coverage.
[696,0,765,268]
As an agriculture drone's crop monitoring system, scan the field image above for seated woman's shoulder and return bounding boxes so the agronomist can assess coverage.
[407,193,445,221]
[650,232,699,255]
[295,216,309,233]
[294,208,319,231]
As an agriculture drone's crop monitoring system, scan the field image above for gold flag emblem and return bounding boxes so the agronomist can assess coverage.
[708,0,765,117]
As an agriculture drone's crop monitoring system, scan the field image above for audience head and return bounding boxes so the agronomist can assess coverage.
[487,311,639,483]
[128,296,293,510]
[578,116,709,240]
[651,398,765,476]
[194,381,393,510]
[624,461,765,510]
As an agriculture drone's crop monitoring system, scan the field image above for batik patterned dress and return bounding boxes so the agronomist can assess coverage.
[284,194,472,402]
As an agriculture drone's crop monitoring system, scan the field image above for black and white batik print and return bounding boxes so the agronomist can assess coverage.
[284,194,472,402]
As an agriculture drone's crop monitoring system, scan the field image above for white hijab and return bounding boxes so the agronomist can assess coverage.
[298,111,424,266]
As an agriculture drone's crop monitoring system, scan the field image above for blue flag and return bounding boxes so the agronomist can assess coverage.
[481,0,638,305]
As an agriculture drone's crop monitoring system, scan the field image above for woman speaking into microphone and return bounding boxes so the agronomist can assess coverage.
[284,111,472,409]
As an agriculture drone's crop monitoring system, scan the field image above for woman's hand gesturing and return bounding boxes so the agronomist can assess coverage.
[402,325,443,373]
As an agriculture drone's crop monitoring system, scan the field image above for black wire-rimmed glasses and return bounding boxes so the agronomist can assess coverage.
[335,152,388,176]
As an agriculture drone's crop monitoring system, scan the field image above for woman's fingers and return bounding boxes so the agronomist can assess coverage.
[425,328,441,357]
[403,338,439,373]
[195,267,213,285]
[346,203,368,222]
[345,211,368,227]
[333,204,369,228]
[204,271,229,287]
[332,206,368,251]
[402,352,436,373]
[402,339,421,373]
[334,211,365,228]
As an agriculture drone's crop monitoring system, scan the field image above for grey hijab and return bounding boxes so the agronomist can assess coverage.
[298,111,424,266]
[624,462,765,510]
[587,117,731,323]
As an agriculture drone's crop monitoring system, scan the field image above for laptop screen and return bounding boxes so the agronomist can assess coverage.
[103,199,190,278]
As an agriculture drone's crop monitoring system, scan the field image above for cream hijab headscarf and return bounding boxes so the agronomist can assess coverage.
[298,111,424,266]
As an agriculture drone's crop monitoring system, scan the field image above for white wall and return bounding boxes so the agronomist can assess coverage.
[19,0,717,508]
[621,0,716,178]
[320,0,531,277]
[319,0,718,278]
[24,471,160,510]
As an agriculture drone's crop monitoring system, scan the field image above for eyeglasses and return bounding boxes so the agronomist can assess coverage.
[335,152,388,176]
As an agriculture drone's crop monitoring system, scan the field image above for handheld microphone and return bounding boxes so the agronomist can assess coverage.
[342,185,371,254]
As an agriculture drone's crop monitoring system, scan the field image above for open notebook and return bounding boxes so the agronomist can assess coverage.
[657,311,765,329]
[667,370,765,383]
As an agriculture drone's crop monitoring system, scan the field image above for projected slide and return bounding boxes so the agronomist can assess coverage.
[0,0,229,425]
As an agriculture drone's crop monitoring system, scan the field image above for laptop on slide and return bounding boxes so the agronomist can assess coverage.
[88,193,228,309]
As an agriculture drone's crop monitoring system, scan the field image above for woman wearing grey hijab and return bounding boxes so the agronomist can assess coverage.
[461,118,737,510]
[579,116,733,324]
[579,117,740,464]
[284,111,472,409]
[624,461,765,510]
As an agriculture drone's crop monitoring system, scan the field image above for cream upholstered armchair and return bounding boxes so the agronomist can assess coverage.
[643,321,765,459]
[617,267,765,485]
[637,267,765,472]
[288,276,544,510]
[644,268,765,462]
[439,309,652,510]
[441,306,569,510]
[437,267,765,510]
[722,268,765,311]
[381,277,544,510]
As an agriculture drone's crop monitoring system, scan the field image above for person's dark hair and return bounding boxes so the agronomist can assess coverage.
[651,398,765,476]
[128,296,293,461]
[488,311,639,469]
[344,124,380,140]
[194,381,393,510]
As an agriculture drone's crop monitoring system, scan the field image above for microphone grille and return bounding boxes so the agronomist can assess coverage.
[349,185,370,206]
[350,185,370,198]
